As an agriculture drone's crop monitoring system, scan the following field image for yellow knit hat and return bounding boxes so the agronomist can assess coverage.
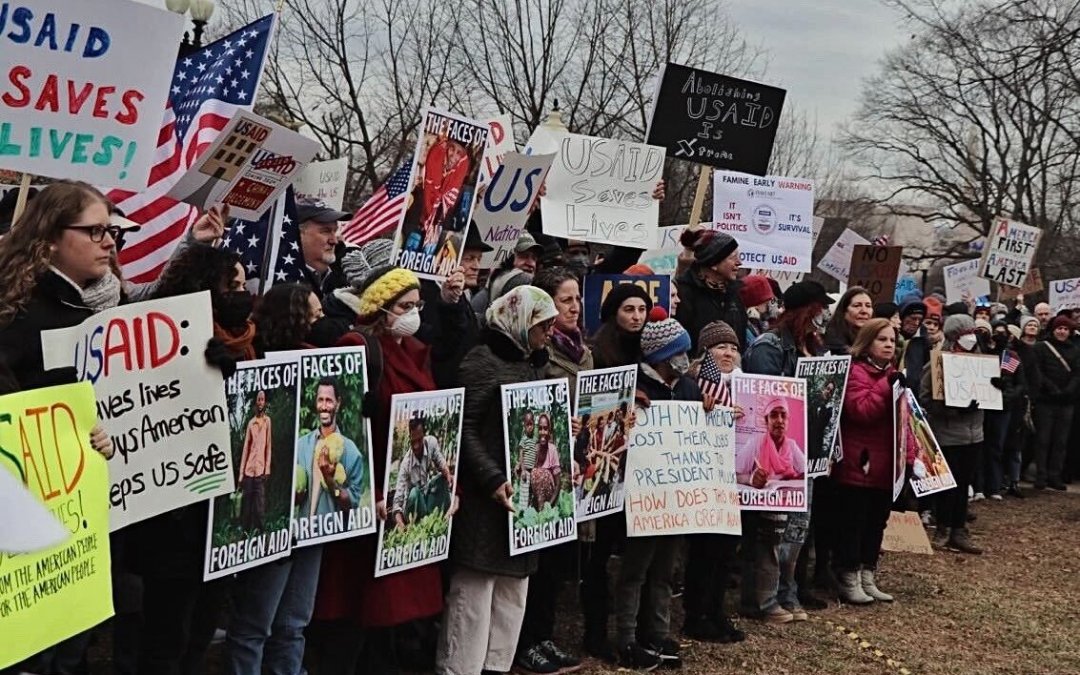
[356,266,420,318]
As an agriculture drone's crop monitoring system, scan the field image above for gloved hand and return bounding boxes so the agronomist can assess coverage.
[888,371,907,388]
[204,338,237,379]
[989,377,1004,390]
[967,399,980,411]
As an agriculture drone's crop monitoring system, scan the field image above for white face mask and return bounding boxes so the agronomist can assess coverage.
[669,353,690,375]
[957,334,978,351]
[388,306,421,337]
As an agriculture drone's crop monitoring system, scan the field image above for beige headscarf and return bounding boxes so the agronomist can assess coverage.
[486,285,557,355]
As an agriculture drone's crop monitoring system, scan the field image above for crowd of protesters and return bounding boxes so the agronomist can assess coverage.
[0,179,1076,675]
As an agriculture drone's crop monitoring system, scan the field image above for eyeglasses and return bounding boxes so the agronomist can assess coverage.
[66,224,122,243]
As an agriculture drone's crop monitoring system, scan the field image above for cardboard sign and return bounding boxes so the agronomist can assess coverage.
[574,366,638,522]
[292,348,377,548]
[0,383,113,669]
[625,402,741,537]
[205,357,299,580]
[944,259,992,304]
[732,374,808,512]
[817,228,870,283]
[168,110,320,220]
[750,268,804,292]
[999,267,1043,301]
[393,108,490,281]
[903,389,956,498]
[375,388,465,577]
[645,63,786,175]
[582,274,671,336]
[0,0,182,188]
[480,114,516,183]
[501,379,576,556]
[941,353,1003,411]
[540,133,664,249]
[473,152,554,268]
[930,350,944,401]
[292,158,348,211]
[41,292,234,531]
[881,511,933,554]
[1048,277,1080,312]
[980,217,1041,288]
[795,356,851,477]
[712,171,814,272]
[849,245,904,304]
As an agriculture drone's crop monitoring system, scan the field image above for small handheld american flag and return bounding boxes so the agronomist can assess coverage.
[1000,349,1019,374]
[697,353,732,407]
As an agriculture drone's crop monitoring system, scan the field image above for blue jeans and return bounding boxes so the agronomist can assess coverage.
[227,545,323,675]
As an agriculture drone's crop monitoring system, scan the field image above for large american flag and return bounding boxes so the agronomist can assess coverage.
[339,164,412,246]
[107,15,275,284]
[697,354,732,407]
[223,186,305,294]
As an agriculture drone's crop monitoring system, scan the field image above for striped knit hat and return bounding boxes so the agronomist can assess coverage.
[640,317,691,364]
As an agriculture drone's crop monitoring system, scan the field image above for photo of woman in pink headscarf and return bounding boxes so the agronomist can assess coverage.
[736,397,807,487]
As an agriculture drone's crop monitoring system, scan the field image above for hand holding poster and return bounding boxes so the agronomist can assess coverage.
[645,63,786,175]
[394,108,490,280]
[902,389,956,497]
[795,356,851,477]
[292,158,348,210]
[0,0,183,188]
[473,152,554,268]
[293,348,376,547]
[582,274,671,336]
[944,259,992,304]
[849,245,904,304]
[41,292,233,531]
[624,402,741,536]
[732,374,808,511]
[0,383,113,669]
[540,133,665,248]
[712,171,814,272]
[941,353,1003,411]
[573,366,638,522]
[375,388,465,577]
[980,217,1041,288]
[205,357,299,580]
[502,379,576,556]
[167,110,320,221]
[817,228,870,283]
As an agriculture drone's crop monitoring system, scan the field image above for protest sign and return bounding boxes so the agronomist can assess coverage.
[903,389,955,497]
[41,292,233,531]
[894,273,921,304]
[732,374,808,512]
[999,267,1043,301]
[817,228,870,283]
[881,511,933,554]
[473,152,554,268]
[501,379,576,556]
[712,171,814,272]
[644,63,786,175]
[750,268,803,292]
[639,222,723,275]
[293,348,376,547]
[980,217,1041,288]
[582,274,670,336]
[205,357,299,580]
[892,381,908,502]
[540,133,665,249]
[849,245,904,304]
[625,402,741,536]
[795,356,851,477]
[944,259,992,304]
[393,108,489,281]
[0,383,113,669]
[574,366,637,522]
[941,353,1003,411]
[1048,277,1080,312]
[167,110,319,220]
[480,114,516,183]
[930,350,944,401]
[0,0,182,188]
[375,388,464,577]
[292,158,348,210]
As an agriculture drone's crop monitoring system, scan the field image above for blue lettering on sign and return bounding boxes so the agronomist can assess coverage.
[484,165,543,212]
[0,6,111,57]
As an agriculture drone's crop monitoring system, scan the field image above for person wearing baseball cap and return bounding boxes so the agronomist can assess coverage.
[470,232,543,317]
[675,228,748,354]
[296,197,352,300]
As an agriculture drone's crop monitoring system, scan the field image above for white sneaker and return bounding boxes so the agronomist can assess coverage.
[989,493,1003,501]
[971,492,985,502]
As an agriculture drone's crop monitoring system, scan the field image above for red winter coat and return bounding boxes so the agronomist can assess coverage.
[832,358,913,491]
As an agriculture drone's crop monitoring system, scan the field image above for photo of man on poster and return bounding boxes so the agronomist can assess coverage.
[393,416,455,529]
[295,377,367,517]
[736,398,806,487]
[238,389,272,531]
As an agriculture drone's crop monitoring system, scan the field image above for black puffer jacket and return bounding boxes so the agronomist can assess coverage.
[419,279,480,388]
[675,268,747,354]
[451,330,541,577]
[1030,337,1080,403]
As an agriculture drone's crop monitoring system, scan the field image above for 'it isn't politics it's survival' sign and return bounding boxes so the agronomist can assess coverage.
[0,0,184,188]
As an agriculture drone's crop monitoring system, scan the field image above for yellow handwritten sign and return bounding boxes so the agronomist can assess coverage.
[0,383,113,669]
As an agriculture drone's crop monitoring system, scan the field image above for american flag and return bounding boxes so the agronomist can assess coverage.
[872,234,891,246]
[339,164,412,246]
[107,15,275,284]
[223,186,305,294]
[697,354,732,407]
[1000,349,1019,374]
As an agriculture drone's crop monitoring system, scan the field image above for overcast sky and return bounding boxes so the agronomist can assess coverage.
[726,0,909,141]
